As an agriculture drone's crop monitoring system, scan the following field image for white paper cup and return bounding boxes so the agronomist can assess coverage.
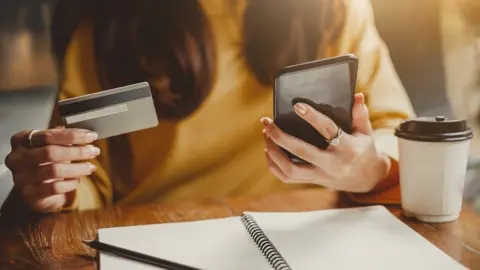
[395,116,473,223]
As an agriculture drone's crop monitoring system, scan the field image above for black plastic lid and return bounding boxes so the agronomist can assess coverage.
[394,116,473,142]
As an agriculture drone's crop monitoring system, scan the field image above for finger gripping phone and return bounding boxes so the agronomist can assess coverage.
[273,54,358,163]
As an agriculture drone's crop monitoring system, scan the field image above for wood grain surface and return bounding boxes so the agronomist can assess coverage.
[1,188,479,270]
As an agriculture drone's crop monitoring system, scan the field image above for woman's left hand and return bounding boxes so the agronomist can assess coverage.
[262,93,391,193]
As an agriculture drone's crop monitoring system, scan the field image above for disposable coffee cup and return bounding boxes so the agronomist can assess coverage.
[394,116,474,223]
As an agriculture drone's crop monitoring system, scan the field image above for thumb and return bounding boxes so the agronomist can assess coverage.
[352,93,373,135]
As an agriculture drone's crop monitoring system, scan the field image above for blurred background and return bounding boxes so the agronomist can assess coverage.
[0,0,479,207]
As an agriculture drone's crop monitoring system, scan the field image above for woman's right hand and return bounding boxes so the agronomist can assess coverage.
[4,128,100,213]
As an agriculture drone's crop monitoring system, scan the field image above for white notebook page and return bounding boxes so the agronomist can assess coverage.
[97,206,467,270]
[98,216,270,270]
[247,206,466,270]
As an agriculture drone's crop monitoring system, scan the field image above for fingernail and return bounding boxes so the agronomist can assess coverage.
[261,117,273,131]
[86,145,101,156]
[362,103,368,113]
[84,131,98,141]
[294,103,308,115]
[88,162,97,171]
[264,148,268,153]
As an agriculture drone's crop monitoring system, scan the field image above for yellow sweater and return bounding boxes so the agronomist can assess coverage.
[56,0,415,211]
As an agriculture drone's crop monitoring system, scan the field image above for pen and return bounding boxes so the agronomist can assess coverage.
[82,239,203,270]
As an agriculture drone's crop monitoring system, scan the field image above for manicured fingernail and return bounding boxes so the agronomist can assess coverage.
[294,103,308,115]
[261,117,273,131]
[86,145,100,156]
[88,162,97,171]
[84,131,98,141]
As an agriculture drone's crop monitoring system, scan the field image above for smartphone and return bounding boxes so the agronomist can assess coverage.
[273,54,358,163]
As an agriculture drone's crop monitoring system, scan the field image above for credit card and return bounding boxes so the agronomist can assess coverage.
[58,82,158,139]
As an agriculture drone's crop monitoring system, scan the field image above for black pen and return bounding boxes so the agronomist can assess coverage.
[82,239,203,270]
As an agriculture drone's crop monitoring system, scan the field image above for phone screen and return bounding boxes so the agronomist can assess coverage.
[274,61,355,160]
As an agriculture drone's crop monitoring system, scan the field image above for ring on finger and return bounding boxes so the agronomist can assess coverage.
[28,130,41,148]
[326,126,343,147]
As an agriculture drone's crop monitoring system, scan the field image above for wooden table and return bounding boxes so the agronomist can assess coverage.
[1,188,479,270]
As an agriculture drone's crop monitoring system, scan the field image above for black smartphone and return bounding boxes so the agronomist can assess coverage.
[273,54,358,163]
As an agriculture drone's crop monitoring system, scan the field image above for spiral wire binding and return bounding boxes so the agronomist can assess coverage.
[241,214,292,270]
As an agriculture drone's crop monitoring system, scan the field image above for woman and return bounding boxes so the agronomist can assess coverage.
[2,0,414,215]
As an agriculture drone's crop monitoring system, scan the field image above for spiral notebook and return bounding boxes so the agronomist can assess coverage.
[97,206,466,270]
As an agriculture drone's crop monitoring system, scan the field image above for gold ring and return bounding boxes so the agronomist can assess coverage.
[27,130,40,148]
[326,127,343,146]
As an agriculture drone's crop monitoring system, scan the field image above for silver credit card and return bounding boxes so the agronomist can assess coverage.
[58,82,158,139]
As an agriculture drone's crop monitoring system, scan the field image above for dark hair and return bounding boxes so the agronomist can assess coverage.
[243,0,345,85]
[52,0,214,119]
[51,0,346,119]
